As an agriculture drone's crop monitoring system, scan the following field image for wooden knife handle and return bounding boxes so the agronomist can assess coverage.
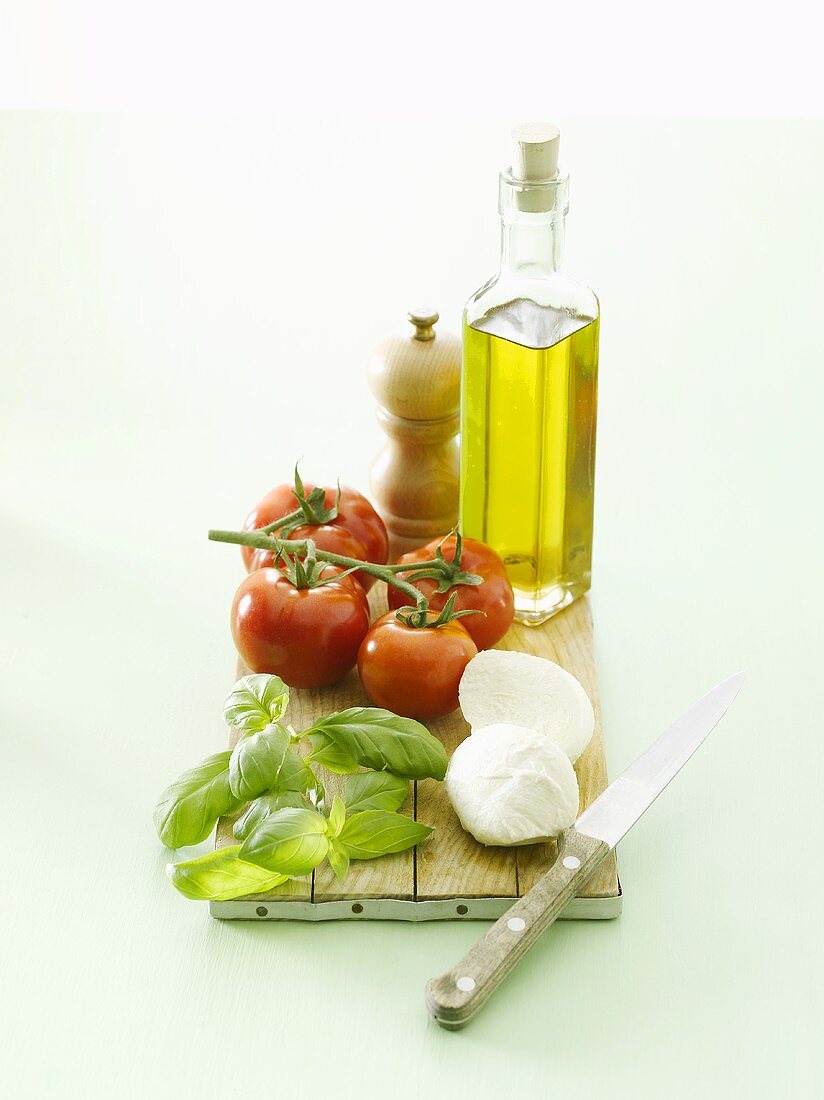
[425,829,612,1029]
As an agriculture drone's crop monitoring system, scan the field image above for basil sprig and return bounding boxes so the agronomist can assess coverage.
[305,708,447,780]
[238,797,431,881]
[153,751,239,848]
[155,675,442,901]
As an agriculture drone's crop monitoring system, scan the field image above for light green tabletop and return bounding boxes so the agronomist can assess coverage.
[1,116,821,1098]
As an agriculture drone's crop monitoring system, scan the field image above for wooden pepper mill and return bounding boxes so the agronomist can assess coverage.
[368,308,461,559]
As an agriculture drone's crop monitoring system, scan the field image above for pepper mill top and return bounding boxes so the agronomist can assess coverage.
[367,308,461,423]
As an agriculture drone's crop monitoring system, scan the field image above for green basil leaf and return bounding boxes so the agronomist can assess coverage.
[229,724,311,802]
[166,845,289,901]
[304,709,447,780]
[337,810,434,860]
[306,733,360,774]
[326,840,350,881]
[326,796,346,837]
[344,771,408,815]
[153,751,238,848]
[240,808,329,875]
[272,748,313,801]
[223,674,290,733]
[232,790,309,841]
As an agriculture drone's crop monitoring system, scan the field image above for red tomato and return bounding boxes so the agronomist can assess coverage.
[387,535,514,650]
[248,523,377,591]
[231,567,370,688]
[241,483,389,578]
[357,611,478,720]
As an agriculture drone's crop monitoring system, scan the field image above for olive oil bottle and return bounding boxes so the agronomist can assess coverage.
[460,124,599,624]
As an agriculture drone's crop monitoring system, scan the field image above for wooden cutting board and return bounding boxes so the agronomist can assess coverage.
[211,592,620,922]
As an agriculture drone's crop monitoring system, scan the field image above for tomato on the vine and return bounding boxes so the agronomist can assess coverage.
[231,565,370,688]
[387,535,514,650]
[357,611,478,720]
[241,482,388,589]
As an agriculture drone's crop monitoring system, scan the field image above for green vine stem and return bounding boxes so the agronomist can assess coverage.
[258,508,304,535]
[209,528,440,611]
[380,559,443,572]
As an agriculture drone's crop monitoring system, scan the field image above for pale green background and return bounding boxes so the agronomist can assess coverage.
[1,117,822,1097]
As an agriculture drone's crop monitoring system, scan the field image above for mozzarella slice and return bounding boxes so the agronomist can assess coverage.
[445,723,579,846]
[458,649,595,763]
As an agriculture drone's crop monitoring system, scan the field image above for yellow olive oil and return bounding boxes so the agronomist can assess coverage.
[460,300,599,623]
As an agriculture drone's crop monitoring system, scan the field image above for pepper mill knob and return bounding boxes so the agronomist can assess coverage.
[367,308,461,559]
[408,307,439,341]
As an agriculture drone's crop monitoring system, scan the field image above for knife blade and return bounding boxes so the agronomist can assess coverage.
[425,671,745,1029]
[575,670,745,848]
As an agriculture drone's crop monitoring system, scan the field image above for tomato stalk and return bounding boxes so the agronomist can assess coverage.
[209,527,436,612]
[393,591,483,630]
[258,467,342,537]
[272,539,359,590]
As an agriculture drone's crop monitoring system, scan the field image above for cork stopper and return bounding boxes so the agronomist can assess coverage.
[511,122,560,182]
[505,123,564,215]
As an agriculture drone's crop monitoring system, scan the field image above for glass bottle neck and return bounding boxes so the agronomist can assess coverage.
[499,213,565,278]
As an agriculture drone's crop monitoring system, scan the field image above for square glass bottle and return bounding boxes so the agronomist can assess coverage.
[460,124,599,624]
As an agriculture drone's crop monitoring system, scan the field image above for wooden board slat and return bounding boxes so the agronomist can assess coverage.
[214,591,620,919]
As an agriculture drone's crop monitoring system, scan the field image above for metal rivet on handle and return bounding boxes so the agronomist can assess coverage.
[507,917,526,932]
[255,906,268,917]
[563,855,581,870]
[456,976,476,993]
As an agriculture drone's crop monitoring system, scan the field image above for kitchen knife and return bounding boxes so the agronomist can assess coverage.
[425,671,745,1029]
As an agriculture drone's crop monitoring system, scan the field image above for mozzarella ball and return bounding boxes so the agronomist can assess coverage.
[458,649,595,763]
[445,723,579,846]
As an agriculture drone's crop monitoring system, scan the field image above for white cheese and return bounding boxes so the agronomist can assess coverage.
[458,649,595,763]
[445,723,579,846]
